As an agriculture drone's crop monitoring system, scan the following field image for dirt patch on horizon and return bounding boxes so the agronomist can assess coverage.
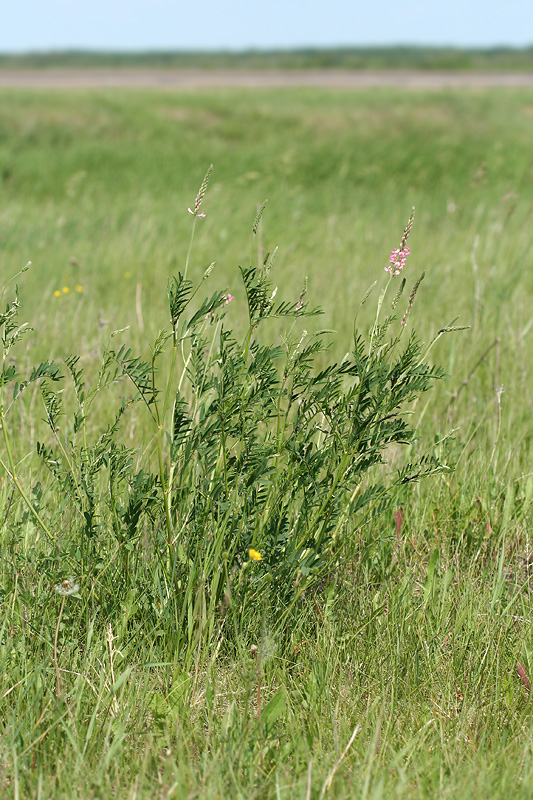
[1,69,533,90]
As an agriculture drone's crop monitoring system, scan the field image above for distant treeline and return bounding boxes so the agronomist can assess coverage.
[1,46,533,71]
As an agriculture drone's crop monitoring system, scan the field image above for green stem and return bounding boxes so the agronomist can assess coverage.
[48,413,82,506]
[183,216,197,282]
[54,595,66,697]
[0,409,54,541]
[219,416,229,499]
[368,274,392,356]
[162,344,179,420]
[151,360,173,559]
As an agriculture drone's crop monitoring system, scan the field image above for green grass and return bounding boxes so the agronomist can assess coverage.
[0,87,532,798]
[1,45,533,71]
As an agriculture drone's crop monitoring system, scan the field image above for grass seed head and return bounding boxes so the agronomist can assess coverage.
[189,163,213,217]
[252,199,268,235]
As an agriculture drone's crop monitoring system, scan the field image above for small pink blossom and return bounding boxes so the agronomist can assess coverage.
[222,293,234,305]
[386,209,415,277]
[188,207,206,218]
[518,662,530,692]
[385,246,410,276]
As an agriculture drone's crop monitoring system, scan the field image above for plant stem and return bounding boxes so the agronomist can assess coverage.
[368,274,392,356]
[252,646,263,769]
[183,216,197,282]
[151,359,173,559]
[54,595,66,697]
[0,409,54,541]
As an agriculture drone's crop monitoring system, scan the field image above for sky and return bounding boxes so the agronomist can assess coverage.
[1,0,532,52]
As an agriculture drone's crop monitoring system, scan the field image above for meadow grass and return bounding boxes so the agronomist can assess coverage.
[0,87,532,798]
[1,46,533,71]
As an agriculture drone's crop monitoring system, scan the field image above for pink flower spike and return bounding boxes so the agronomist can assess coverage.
[223,293,234,305]
[387,245,411,276]
[188,207,206,218]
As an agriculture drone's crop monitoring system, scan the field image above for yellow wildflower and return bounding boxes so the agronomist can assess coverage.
[249,548,262,561]
[53,290,62,298]
[75,284,84,293]
[62,286,70,294]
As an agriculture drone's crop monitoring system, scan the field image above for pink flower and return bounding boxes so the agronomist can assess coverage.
[188,207,206,218]
[222,293,234,305]
[386,246,410,276]
[385,211,415,277]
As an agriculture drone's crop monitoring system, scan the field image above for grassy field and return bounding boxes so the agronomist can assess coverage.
[1,87,532,798]
[1,46,533,71]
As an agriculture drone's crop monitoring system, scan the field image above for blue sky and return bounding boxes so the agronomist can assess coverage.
[1,0,532,52]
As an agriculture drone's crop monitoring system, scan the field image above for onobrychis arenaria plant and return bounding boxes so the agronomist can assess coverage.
[386,207,415,276]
